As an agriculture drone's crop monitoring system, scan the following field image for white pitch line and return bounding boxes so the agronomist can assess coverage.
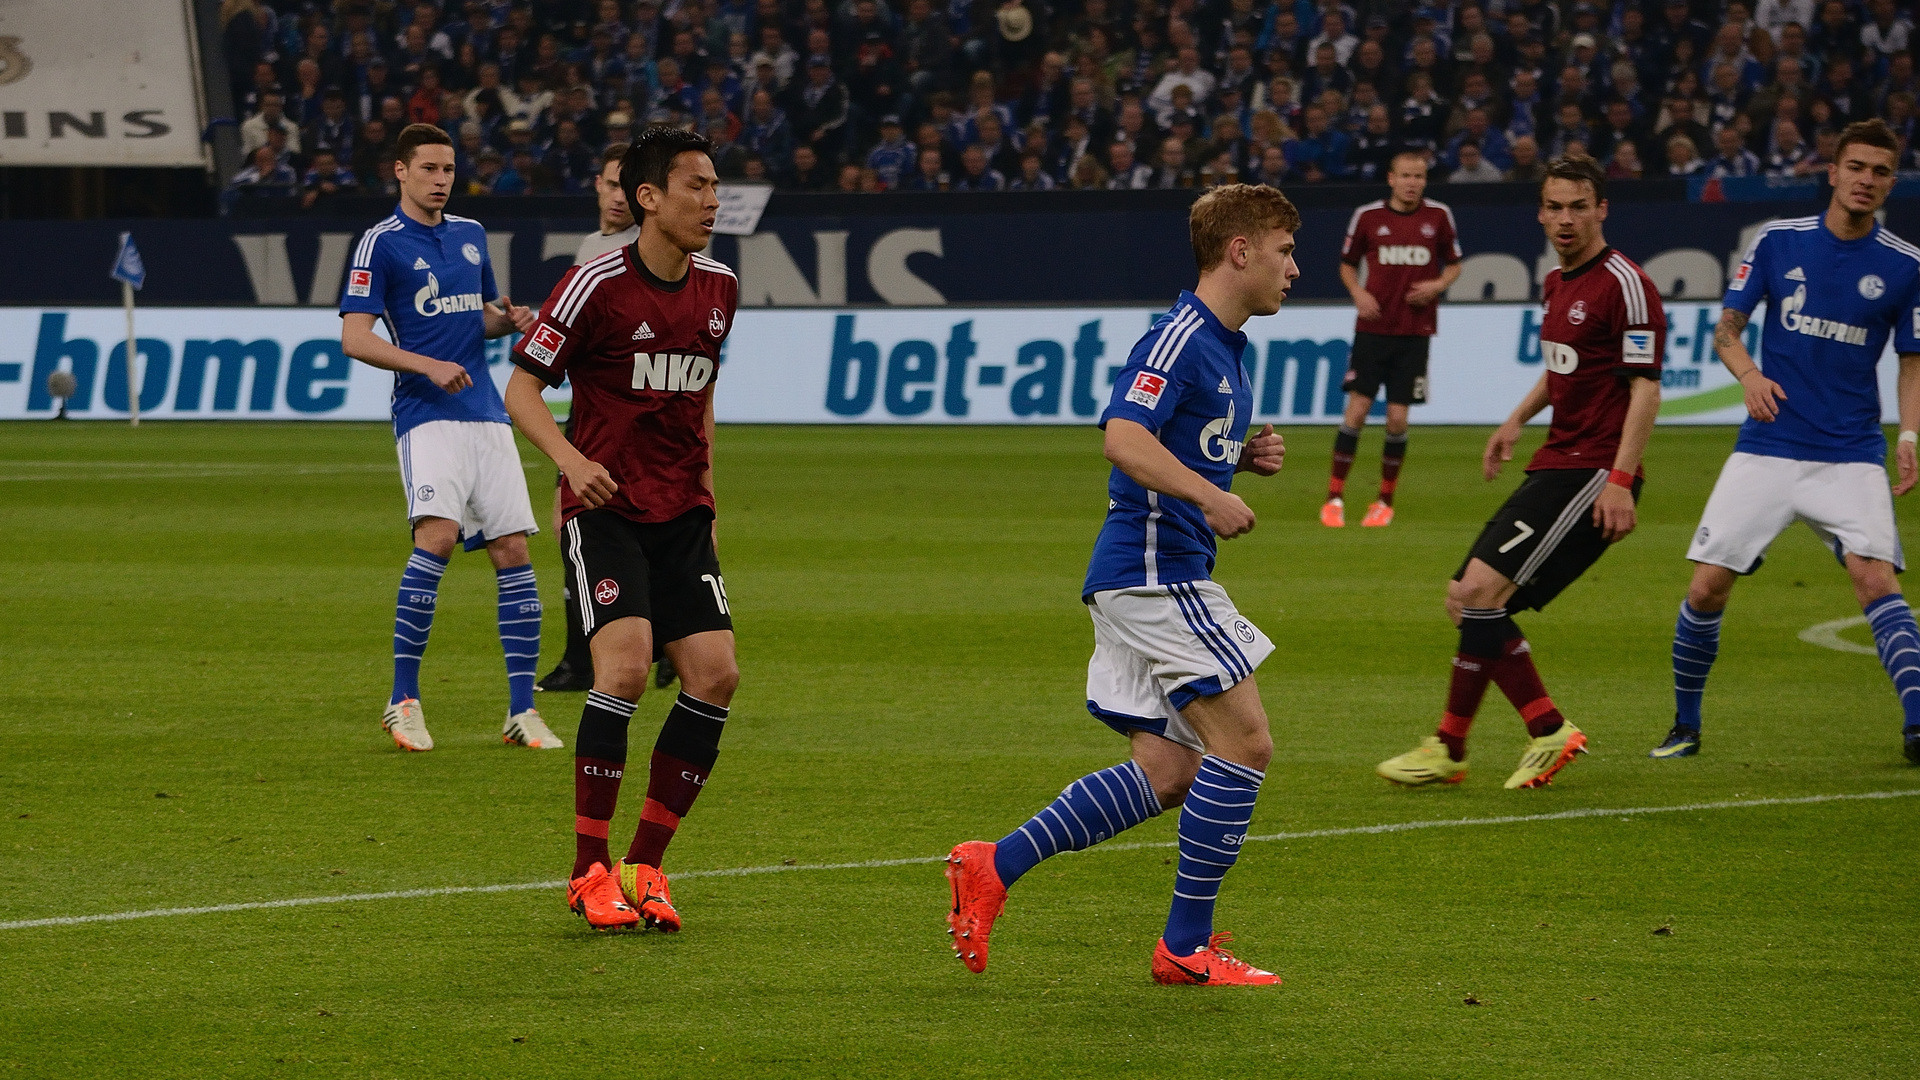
[1799,615,1879,656]
[4,788,1916,932]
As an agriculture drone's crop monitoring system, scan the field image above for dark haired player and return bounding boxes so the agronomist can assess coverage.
[1377,157,1663,789]
[1324,151,1462,528]
[505,127,740,931]
[946,184,1295,986]
[538,141,641,694]
[339,123,558,754]
[1654,119,1920,763]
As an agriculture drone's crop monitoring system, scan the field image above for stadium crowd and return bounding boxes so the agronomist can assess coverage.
[216,0,1920,206]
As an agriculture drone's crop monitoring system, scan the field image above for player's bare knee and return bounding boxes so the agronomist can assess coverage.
[487,532,531,568]
[680,658,739,706]
[1848,558,1901,607]
[412,518,458,559]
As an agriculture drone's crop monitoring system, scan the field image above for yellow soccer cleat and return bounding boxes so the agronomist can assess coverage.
[1376,736,1468,786]
[1505,722,1588,789]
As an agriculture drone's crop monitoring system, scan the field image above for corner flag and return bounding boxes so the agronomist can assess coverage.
[110,232,146,425]
[110,231,147,290]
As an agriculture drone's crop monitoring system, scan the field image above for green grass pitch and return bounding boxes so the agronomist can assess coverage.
[1,420,1916,1079]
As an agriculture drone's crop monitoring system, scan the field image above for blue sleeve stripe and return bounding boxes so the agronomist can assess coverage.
[1144,307,1202,372]
[353,216,402,268]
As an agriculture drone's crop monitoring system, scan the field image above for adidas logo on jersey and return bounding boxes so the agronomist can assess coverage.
[1785,266,1806,281]
[1376,225,1391,235]
[413,257,430,270]
[632,322,656,340]
[1217,377,1233,393]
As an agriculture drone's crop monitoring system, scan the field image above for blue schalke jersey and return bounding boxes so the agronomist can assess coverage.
[1085,291,1254,599]
[340,208,505,438]
[1723,215,1920,464]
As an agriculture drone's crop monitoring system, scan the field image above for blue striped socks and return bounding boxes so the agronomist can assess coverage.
[391,548,447,705]
[1865,594,1920,732]
[1672,600,1723,732]
[1164,755,1264,957]
[496,564,542,715]
[993,760,1162,887]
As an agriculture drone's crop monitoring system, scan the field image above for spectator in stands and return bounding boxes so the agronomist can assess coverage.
[1448,141,1505,181]
[1347,103,1400,182]
[465,148,505,194]
[743,90,795,172]
[1400,72,1448,150]
[542,119,595,193]
[1308,9,1358,66]
[1249,144,1289,186]
[305,90,356,161]
[787,144,830,189]
[1069,152,1111,189]
[242,92,303,159]
[1666,132,1706,175]
[1284,103,1352,181]
[906,146,949,190]
[789,55,849,162]
[1821,58,1872,125]
[1444,108,1511,170]
[1765,114,1816,174]
[1606,141,1646,179]
[223,145,298,213]
[1149,47,1218,121]
[1708,124,1763,176]
[1300,42,1353,105]
[952,143,1006,190]
[299,148,359,210]
[1150,139,1196,187]
[866,115,915,187]
[1007,148,1056,190]
[1809,0,1861,60]
[1506,136,1546,181]
[1106,140,1152,188]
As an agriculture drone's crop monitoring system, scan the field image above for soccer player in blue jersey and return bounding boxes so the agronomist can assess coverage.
[946,184,1295,986]
[1655,119,1920,764]
[339,123,562,754]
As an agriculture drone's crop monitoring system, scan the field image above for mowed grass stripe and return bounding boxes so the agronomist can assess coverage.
[8,788,1912,932]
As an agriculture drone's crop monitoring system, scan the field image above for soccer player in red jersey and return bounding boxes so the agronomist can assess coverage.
[1323,152,1462,528]
[503,127,741,931]
[1377,156,1664,790]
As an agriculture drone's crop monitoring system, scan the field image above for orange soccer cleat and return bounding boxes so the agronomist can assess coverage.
[1151,933,1282,987]
[1361,501,1395,527]
[1319,498,1346,528]
[567,862,640,930]
[945,840,1008,973]
[616,860,682,932]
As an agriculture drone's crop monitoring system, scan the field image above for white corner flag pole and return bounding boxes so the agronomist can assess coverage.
[123,279,138,427]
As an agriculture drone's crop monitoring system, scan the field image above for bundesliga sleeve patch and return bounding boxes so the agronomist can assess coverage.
[1622,330,1656,365]
[1125,371,1168,408]
[1729,263,1751,291]
[524,323,566,366]
[347,269,372,298]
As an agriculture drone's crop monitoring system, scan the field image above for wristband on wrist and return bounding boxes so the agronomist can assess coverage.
[1608,468,1635,488]
[1901,431,1918,446]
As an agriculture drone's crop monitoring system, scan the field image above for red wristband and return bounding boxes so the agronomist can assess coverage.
[1608,469,1635,488]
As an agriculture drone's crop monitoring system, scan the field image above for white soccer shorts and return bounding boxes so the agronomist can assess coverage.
[1687,451,1904,573]
[1084,580,1275,754]
[396,420,539,550]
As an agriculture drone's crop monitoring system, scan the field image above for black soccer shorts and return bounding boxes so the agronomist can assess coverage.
[1342,332,1431,406]
[1455,468,1643,612]
[561,506,733,655]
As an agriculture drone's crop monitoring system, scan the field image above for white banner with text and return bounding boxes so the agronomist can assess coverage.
[0,303,1896,425]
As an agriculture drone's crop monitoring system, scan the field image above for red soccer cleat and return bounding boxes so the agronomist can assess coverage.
[945,840,1007,973]
[616,859,682,932]
[567,862,640,931]
[1152,933,1282,986]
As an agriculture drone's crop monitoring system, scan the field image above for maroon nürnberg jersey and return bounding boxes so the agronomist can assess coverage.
[512,245,740,524]
[1340,198,1462,337]
[1530,246,1664,473]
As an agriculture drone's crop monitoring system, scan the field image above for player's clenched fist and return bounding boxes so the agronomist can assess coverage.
[1238,424,1284,475]
[426,359,473,393]
[1203,490,1257,539]
[563,459,619,508]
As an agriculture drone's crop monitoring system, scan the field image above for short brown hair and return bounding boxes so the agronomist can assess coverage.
[602,141,630,166]
[395,122,453,164]
[1190,183,1301,272]
[1540,153,1607,202]
[1835,118,1899,162]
